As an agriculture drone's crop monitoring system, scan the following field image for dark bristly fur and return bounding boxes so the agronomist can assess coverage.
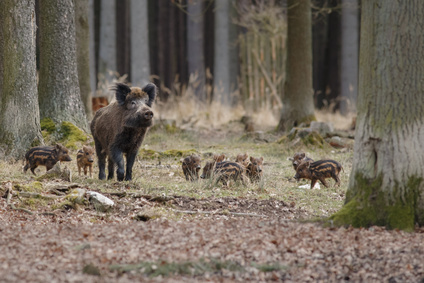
[200,154,226,179]
[24,144,72,175]
[182,154,202,181]
[201,161,247,185]
[90,82,157,181]
[294,159,343,189]
[77,145,95,177]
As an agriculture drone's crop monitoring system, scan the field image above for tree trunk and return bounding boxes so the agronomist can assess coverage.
[0,0,43,159]
[331,0,424,231]
[130,0,150,87]
[98,0,117,86]
[75,0,93,120]
[339,0,359,115]
[277,0,315,132]
[88,0,97,98]
[38,0,88,130]
[187,0,206,101]
[116,0,130,80]
[213,0,238,106]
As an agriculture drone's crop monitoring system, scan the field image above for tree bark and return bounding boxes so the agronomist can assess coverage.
[130,0,150,87]
[331,0,424,231]
[0,0,43,159]
[98,0,117,86]
[187,0,206,101]
[75,0,93,120]
[339,0,358,115]
[38,0,87,130]
[213,0,238,106]
[277,0,315,132]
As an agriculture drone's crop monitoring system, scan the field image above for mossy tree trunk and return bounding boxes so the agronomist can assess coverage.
[75,0,93,120]
[277,0,315,132]
[0,0,43,159]
[331,1,424,231]
[38,0,88,130]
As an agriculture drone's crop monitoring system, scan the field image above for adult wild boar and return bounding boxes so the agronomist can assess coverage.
[91,82,157,181]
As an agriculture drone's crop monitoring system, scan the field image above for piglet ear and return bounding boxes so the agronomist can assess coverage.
[142,83,157,107]
[112,83,131,106]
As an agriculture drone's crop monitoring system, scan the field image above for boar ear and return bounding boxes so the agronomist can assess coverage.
[300,153,305,158]
[142,83,157,107]
[113,83,132,106]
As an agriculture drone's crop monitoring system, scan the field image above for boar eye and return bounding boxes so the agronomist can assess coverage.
[86,152,89,155]
[131,101,136,105]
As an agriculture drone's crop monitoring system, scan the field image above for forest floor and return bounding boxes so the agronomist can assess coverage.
[1,114,424,282]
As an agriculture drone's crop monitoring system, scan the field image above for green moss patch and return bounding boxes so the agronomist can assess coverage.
[138,148,198,160]
[59,121,88,149]
[330,173,422,231]
[40,119,90,150]
[14,181,44,193]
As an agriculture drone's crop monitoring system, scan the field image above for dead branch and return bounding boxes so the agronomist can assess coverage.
[172,209,268,218]
[252,49,283,108]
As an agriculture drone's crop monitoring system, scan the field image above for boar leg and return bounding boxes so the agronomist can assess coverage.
[110,147,125,181]
[107,157,115,180]
[30,164,38,175]
[333,175,341,187]
[318,177,329,188]
[124,152,137,181]
[94,140,106,180]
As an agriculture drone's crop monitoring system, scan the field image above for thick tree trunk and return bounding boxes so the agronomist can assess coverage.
[331,1,424,231]
[187,0,206,101]
[75,0,93,120]
[213,0,238,106]
[38,0,88,130]
[277,0,315,132]
[0,0,43,159]
[339,0,359,115]
[98,0,117,86]
[88,0,97,98]
[130,0,150,87]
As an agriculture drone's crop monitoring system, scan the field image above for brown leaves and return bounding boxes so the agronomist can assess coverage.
[1,212,424,282]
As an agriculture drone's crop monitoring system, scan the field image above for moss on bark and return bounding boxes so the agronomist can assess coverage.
[330,173,422,231]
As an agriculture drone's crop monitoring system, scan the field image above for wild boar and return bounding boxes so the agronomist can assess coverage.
[246,156,264,182]
[77,145,95,177]
[90,82,156,181]
[289,152,314,170]
[201,161,247,186]
[24,144,72,175]
[294,159,343,189]
[200,154,226,179]
[182,154,202,181]
[235,153,249,168]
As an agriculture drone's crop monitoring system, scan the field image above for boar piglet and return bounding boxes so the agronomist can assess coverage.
[235,153,249,168]
[91,82,157,181]
[246,156,264,182]
[24,144,72,175]
[182,154,201,181]
[289,152,314,171]
[200,154,226,179]
[294,159,342,189]
[213,161,247,186]
[77,145,95,177]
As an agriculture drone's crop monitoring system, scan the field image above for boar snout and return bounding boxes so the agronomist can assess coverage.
[144,110,154,120]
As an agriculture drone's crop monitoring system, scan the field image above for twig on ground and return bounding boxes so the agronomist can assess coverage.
[172,209,268,218]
